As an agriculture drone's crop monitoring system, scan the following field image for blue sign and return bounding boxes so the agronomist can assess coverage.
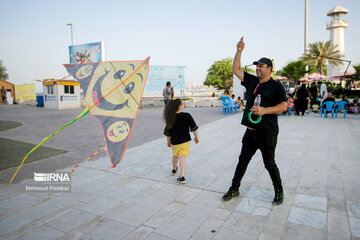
[69,41,105,64]
[144,65,186,98]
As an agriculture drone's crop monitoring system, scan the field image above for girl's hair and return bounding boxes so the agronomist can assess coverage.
[164,98,182,130]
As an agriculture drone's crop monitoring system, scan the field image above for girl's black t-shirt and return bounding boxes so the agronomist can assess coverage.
[164,112,198,145]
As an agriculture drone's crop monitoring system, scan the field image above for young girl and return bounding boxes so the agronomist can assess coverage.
[287,94,294,115]
[163,99,199,184]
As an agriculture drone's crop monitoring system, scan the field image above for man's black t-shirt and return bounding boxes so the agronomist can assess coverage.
[164,112,198,145]
[241,72,287,135]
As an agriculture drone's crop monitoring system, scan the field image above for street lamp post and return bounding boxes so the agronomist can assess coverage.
[66,23,73,63]
[304,0,309,73]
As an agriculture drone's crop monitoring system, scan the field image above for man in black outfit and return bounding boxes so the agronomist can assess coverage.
[222,37,288,205]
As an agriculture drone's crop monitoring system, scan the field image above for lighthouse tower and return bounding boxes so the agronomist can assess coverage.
[326,6,348,77]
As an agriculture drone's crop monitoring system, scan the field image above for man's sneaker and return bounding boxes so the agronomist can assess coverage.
[172,166,178,175]
[273,189,284,206]
[222,187,240,202]
[177,176,186,184]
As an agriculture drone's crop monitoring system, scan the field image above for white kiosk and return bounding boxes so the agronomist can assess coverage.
[43,79,81,109]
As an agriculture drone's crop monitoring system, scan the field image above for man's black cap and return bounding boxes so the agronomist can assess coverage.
[253,57,273,68]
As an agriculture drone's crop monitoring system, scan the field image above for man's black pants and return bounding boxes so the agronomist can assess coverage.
[231,128,282,191]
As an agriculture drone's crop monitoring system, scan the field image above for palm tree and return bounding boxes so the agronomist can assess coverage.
[277,60,307,82]
[301,40,343,75]
[0,60,9,80]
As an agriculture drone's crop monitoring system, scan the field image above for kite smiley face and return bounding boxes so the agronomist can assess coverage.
[92,70,136,111]
[107,121,130,142]
[84,62,146,118]
[75,65,93,79]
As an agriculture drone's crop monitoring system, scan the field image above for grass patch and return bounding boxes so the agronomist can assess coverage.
[0,138,68,171]
[0,121,23,131]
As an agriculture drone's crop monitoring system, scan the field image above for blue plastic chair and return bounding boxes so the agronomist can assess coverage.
[234,101,240,112]
[287,107,293,115]
[227,100,238,113]
[334,100,347,118]
[320,101,335,118]
[221,94,232,114]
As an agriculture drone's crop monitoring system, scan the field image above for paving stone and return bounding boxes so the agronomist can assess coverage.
[15,225,64,240]
[264,203,291,232]
[293,193,327,212]
[145,232,176,240]
[212,227,257,240]
[327,189,347,215]
[112,205,158,227]
[258,228,282,240]
[223,211,266,236]
[144,210,174,229]
[236,198,272,216]
[245,186,274,202]
[20,199,66,221]
[78,197,120,215]
[82,220,134,240]
[349,217,360,238]
[327,213,351,240]
[121,226,154,240]
[190,218,224,240]
[288,206,327,229]
[177,201,218,222]
[282,222,326,240]
[46,209,96,233]
[347,201,360,218]
[176,188,201,203]
[211,208,231,221]
[0,213,35,237]
[154,215,202,240]
[104,186,140,202]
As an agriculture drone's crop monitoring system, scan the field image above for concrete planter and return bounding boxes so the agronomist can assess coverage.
[183,101,196,108]
[211,100,223,107]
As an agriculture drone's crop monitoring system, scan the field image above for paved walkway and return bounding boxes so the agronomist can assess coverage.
[0,105,227,183]
[0,109,360,240]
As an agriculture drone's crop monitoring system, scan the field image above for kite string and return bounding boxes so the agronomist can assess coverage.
[71,146,105,175]
[9,106,90,183]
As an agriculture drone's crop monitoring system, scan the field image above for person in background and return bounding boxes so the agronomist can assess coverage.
[163,81,173,105]
[319,81,328,104]
[309,82,318,109]
[236,96,245,111]
[294,84,309,116]
[323,92,335,103]
[1,86,7,104]
[287,94,294,115]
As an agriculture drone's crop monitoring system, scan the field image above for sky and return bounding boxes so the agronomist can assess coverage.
[1,0,359,85]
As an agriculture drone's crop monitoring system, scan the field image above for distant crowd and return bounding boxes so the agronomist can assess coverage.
[283,81,360,115]
[220,81,360,116]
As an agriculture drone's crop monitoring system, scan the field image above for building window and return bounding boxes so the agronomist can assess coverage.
[47,85,54,94]
[64,85,74,94]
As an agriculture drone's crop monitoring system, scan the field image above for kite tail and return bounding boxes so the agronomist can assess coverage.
[71,146,105,175]
[9,107,90,183]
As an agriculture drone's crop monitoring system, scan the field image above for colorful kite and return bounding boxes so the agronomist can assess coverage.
[10,57,150,183]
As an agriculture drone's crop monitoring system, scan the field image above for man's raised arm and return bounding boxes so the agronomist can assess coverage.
[233,37,245,82]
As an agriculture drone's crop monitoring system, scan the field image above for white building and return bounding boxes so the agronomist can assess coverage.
[43,79,81,109]
[326,5,349,77]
